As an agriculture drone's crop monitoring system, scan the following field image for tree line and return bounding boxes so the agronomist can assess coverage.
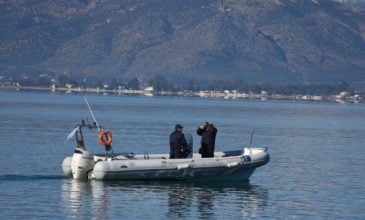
[14,74,353,96]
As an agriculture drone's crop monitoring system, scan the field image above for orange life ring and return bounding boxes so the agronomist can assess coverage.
[98,130,112,146]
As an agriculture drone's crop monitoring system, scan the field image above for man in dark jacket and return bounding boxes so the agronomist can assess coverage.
[169,124,189,159]
[197,121,217,158]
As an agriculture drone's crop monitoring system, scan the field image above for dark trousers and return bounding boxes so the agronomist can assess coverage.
[170,146,184,159]
[200,144,214,158]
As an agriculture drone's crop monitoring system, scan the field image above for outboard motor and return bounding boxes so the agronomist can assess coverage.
[71,148,95,179]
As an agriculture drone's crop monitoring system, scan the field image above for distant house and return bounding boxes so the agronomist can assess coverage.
[143,86,154,92]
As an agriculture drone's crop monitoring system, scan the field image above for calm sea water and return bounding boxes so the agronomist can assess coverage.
[0,90,364,219]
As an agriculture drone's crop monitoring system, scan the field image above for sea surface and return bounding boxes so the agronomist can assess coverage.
[0,90,364,219]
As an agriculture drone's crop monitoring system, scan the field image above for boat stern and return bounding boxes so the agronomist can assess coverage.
[62,156,73,176]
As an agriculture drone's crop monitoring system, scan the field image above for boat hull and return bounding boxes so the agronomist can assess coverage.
[91,148,269,181]
[92,162,259,182]
[63,148,269,181]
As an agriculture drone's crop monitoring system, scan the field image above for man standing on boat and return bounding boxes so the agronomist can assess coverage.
[197,121,217,158]
[169,124,189,159]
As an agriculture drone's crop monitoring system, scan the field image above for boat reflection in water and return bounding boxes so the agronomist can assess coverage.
[61,180,111,219]
[61,179,269,219]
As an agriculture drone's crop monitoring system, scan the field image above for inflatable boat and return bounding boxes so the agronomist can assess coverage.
[62,121,270,181]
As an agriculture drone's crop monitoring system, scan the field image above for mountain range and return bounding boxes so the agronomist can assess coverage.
[1,0,365,89]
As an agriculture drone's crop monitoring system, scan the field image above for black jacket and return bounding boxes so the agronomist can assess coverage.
[169,131,188,158]
[197,124,217,147]
[197,124,217,157]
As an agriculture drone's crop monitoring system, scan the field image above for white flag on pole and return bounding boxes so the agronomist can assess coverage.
[67,126,79,140]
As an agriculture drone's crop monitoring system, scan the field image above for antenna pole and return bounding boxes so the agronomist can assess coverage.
[84,97,100,131]
[249,128,255,146]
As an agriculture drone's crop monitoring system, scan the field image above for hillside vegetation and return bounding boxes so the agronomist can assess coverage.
[0,0,365,88]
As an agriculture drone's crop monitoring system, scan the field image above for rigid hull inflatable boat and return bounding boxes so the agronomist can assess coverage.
[62,121,270,181]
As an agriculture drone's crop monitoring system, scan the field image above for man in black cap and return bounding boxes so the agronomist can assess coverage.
[169,124,189,159]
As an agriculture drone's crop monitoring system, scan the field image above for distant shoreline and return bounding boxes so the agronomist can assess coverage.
[1,84,363,103]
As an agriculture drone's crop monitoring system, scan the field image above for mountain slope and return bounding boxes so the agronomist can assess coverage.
[0,0,365,86]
